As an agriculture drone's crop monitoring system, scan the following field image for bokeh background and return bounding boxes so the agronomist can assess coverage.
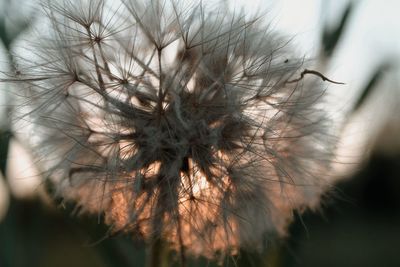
[1,0,400,266]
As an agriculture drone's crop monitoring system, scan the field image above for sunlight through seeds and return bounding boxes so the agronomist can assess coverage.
[8,0,338,259]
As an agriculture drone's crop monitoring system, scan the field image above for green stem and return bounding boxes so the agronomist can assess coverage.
[146,238,169,267]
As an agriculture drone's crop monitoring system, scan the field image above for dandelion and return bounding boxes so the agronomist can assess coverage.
[9,0,336,261]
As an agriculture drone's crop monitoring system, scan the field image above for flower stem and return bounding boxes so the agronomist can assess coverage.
[146,238,169,267]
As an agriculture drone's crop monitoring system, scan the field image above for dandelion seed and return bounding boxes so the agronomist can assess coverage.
[9,0,336,259]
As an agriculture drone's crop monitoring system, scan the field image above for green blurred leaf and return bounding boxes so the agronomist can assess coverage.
[322,3,354,57]
[352,65,389,114]
[0,130,11,176]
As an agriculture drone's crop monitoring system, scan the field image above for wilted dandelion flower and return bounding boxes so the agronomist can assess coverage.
[10,0,336,259]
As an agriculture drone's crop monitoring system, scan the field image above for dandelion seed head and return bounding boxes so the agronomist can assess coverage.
[11,0,336,258]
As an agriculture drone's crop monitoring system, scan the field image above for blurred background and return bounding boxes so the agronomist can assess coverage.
[1,0,400,266]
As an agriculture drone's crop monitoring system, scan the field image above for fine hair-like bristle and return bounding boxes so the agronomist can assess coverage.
[9,0,336,259]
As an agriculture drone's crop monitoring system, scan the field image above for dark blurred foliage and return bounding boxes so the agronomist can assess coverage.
[351,65,388,114]
[0,130,10,175]
[1,1,400,267]
[0,197,145,267]
[322,3,354,57]
[283,152,400,267]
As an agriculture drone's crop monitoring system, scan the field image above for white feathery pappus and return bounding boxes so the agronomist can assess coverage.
[6,0,338,261]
